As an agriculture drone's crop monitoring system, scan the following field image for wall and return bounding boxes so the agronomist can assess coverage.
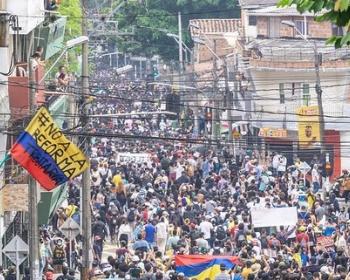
[241,10,257,40]
[250,69,349,131]
[257,17,268,38]
[255,16,333,39]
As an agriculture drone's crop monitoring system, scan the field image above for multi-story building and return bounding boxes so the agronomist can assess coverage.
[239,0,350,176]
[0,0,69,269]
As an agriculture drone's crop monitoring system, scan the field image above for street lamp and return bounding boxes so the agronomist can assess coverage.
[166,33,193,64]
[281,20,325,159]
[39,36,89,84]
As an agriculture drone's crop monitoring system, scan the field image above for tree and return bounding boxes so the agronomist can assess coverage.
[114,0,239,61]
[56,0,82,72]
[278,0,350,47]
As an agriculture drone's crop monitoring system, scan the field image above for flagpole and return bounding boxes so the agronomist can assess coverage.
[28,44,40,280]
[81,0,92,278]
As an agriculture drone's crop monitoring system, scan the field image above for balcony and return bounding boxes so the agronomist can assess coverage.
[8,63,45,120]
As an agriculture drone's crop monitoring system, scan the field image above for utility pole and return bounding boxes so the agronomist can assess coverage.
[191,53,199,136]
[313,43,327,197]
[81,0,92,278]
[178,11,183,73]
[224,59,233,144]
[212,40,220,143]
[28,41,40,280]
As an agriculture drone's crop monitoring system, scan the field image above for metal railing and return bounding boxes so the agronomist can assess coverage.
[257,46,350,62]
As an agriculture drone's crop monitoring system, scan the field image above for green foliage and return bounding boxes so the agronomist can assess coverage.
[58,0,82,40]
[115,0,239,61]
[55,0,82,72]
[278,0,350,47]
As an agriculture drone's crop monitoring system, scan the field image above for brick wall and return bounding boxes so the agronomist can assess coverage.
[198,38,233,63]
[309,20,332,38]
[255,15,333,39]
[257,17,269,37]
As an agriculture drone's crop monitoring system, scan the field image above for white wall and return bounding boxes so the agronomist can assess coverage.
[250,69,350,131]
[7,0,44,35]
[242,10,257,41]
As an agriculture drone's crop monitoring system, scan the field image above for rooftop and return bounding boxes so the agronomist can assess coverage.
[189,19,242,37]
[247,39,350,62]
[238,0,278,9]
[247,5,318,17]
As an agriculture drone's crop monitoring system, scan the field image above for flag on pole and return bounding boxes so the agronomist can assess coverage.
[11,107,89,191]
[175,255,240,280]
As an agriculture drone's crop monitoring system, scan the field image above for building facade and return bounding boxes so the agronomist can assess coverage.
[239,1,350,175]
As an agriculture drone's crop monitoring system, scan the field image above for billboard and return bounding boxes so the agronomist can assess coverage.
[297,106,320,149]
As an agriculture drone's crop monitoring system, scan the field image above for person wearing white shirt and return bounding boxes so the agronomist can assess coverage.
[312,164,320,193]
[199,217,213,240]
[156,217,168,254]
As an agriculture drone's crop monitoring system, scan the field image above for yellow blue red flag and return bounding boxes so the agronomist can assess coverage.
[11,107,89,191]
[175,255,240,280]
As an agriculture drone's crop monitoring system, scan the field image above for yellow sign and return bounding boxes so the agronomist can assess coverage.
[297,106,320,149]
[259,128,287,138]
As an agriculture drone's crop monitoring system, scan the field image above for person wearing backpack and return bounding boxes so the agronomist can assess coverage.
[215,224,227,244]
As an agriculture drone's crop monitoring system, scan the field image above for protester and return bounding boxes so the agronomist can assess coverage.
[34,65,350,280]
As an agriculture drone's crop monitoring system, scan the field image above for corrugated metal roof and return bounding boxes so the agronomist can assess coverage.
[248,5,315,16]
[238,0,277,9]
[189,19,242,37]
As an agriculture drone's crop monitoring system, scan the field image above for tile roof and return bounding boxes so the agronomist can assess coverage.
[189,19,242,37]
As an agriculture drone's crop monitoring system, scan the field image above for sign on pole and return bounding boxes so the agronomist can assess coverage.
[299,161,311,175]
[59,217,80,240]
[60,217,80,268]
[3,235,29,280]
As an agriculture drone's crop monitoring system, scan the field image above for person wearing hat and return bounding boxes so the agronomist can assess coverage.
[214,264,230,280]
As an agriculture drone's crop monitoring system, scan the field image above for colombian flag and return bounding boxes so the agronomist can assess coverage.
[11,107,89,191]
[175,255,240,280]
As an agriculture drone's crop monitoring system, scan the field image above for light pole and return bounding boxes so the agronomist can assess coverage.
[166,33,193,63]
[192,37,226,143]
[39,36,89,84]
[281,20,325,156]
[282,20,327,196]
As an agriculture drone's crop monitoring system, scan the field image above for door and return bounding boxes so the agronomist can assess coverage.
[268,17,280,38]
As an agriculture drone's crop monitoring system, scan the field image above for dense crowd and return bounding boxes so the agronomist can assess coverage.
[21,68,350,280]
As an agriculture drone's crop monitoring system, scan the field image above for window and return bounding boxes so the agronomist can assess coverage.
[249,16,257,26]
[295,20,309,36]
[332,24,344,36]
[279,83,285,104]
[302,83,310,106]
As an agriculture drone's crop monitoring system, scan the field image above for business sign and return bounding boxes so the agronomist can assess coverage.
[251,207,298,228]
[297,106,320,149]
[259,128,287,138]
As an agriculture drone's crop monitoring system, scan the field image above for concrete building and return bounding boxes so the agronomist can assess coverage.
[0,0,69,269]
[239,0,350,175]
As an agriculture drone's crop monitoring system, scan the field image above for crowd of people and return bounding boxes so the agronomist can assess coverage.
[27,67,350,280]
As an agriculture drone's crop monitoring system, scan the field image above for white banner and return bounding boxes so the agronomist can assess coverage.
[116,153,151,164]
[251,207,298,228]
